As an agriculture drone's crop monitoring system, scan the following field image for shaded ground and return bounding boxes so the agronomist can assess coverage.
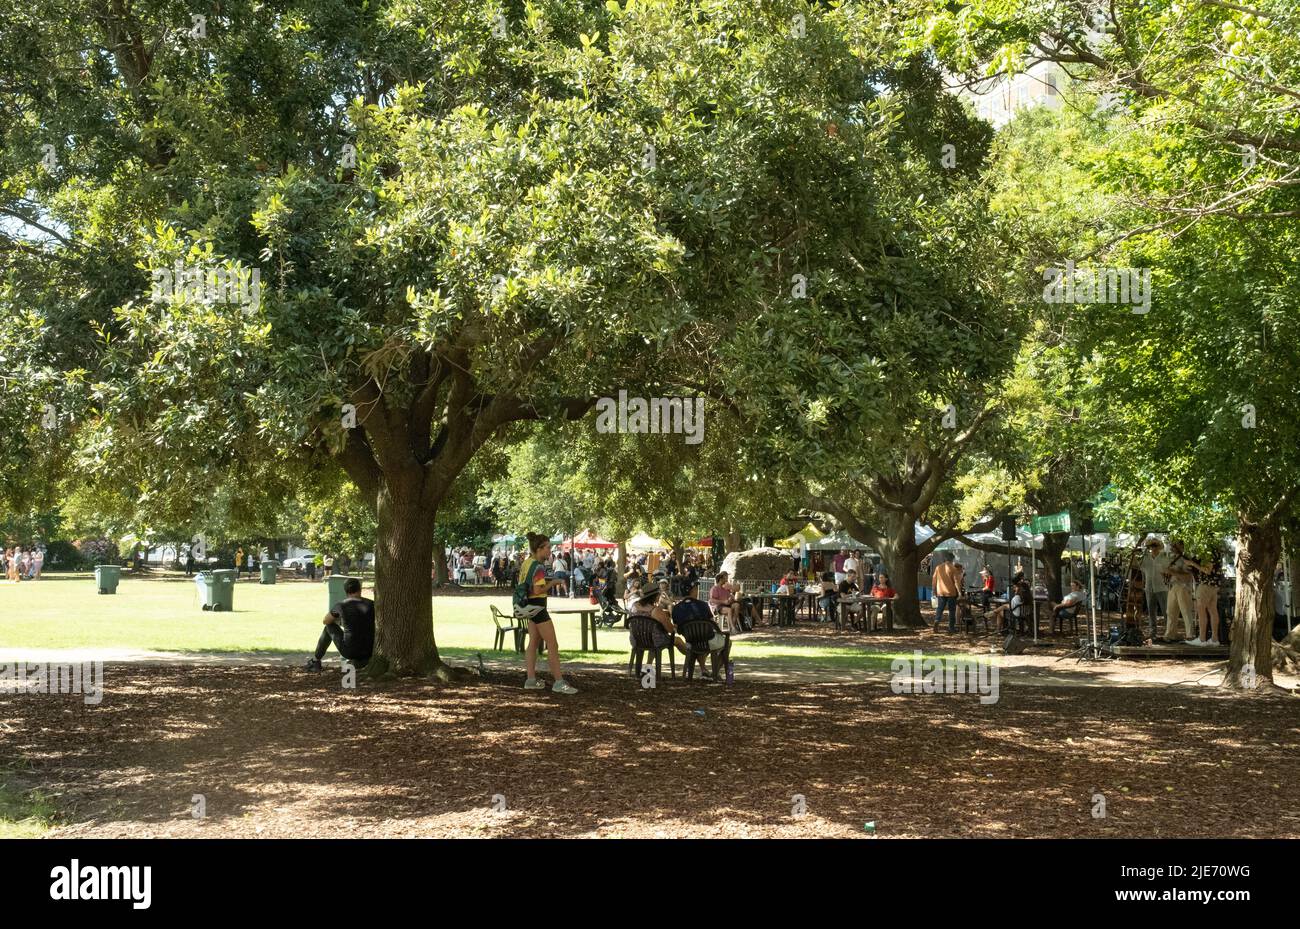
[2,664,1296,838]
[9,622,1289,688]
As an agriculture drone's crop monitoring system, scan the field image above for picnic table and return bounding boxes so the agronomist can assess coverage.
[548,606,601,652]
[838,595,894,632]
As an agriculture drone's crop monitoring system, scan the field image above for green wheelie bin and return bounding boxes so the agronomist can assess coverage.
[196,569,237,611]
[94,564,121,595]
[327,574,360,609]
[260,561,278,585]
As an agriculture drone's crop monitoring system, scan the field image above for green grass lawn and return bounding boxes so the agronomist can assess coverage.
[0,573,960,672]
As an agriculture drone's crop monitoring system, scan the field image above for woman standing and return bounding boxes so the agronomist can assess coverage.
[1190,549,1224,646]
[516,533,578,694]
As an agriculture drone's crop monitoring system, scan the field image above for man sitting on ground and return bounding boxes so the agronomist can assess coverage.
[666,579,731,680]
[303,577,374,671]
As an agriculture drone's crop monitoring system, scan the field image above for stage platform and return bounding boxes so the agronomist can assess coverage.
[1110,643,1229,659]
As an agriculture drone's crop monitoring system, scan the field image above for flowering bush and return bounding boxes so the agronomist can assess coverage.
[73,538,120,567]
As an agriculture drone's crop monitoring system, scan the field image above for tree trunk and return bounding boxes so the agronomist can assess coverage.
[369,480,441,678]
[1227,515,1279,690]
[726,529,742,555]
[671,537,684,567]
[431,532,448,587]
[1037,533,1068,603]
[615,540,627,596]
[1289,553,1299,620]
[876,510,924,627]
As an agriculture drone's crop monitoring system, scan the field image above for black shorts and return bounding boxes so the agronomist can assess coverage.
[525,598,551,627]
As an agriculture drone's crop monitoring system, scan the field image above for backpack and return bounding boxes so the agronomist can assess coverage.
[513,559,539,612]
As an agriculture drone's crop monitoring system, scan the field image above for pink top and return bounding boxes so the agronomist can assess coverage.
[709,585,734,606]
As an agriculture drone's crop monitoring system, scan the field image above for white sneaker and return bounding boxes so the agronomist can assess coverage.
[1186,638,1203,646]
[523,678,546,690]
[1208,639,1222,646]
[551,680,579,695]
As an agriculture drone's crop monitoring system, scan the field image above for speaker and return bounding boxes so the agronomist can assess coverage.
[1003,633,1029,655]
[1000,517,1017,542]
[1079,517,1095,535]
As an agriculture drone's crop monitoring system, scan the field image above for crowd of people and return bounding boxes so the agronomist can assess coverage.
[303,532,1283,685]
[915,535,1250,645]
[3,546,45,582]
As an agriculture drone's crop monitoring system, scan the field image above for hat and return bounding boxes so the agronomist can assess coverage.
[634,586,660,605]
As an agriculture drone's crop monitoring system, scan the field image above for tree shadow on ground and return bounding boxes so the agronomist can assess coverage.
[1,663,1296,838]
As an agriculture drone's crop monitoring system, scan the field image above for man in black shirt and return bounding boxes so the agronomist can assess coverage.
[669,580,731,680]
[303,577,374,671]
[838,570,863,626]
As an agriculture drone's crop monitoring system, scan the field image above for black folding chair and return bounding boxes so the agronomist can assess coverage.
[1052,602,1082,635]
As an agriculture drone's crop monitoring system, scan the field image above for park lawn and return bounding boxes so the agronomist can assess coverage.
[0,574,964,673]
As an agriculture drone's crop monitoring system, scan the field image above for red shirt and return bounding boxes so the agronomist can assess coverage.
[870,585,896,598]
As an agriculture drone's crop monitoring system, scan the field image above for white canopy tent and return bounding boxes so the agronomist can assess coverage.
[626,532,662,552]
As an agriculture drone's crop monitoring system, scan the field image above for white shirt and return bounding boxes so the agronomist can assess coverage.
[844,556,859,574]
[552,557,567,573]
[1061,590,1087,607]
[1141,553,1170,593]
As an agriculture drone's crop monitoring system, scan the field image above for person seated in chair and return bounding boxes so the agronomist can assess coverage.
[837,569,864,625]
[989,581,1030,635]
[628,586,688,663]
[1049,579,1088,624]
[869,573,896,599]
[816,570,839,622]
[668,579,731,680]
[303,577,374,672]
[709,570,742,634]
[654,576,673,610]
[623,575,645,609]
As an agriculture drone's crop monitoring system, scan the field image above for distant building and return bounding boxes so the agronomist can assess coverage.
[953,60,1065,128]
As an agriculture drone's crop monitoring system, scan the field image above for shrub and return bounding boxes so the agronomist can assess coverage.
[73,538,120,567]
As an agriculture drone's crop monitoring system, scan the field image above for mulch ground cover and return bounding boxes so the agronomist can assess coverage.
[2,664,1296,838]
